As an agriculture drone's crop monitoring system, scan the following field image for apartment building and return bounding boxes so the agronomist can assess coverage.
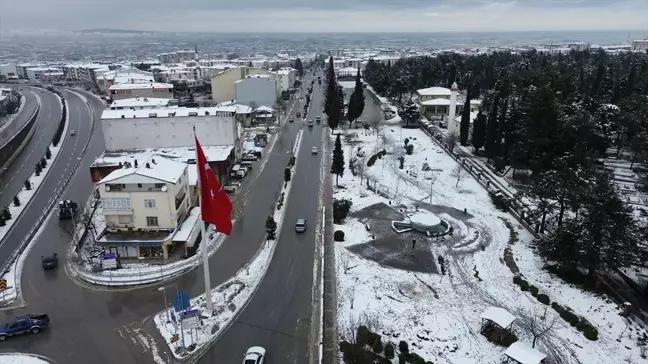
[158,51,197,64]
[632,39,648,52]
[109,82,174,100]
[210,66,281,104]
[108,97,172,110]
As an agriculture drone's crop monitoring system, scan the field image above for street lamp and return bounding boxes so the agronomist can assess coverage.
[158,286,171,323]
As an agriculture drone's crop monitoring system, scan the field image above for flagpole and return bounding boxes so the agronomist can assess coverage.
[195,126,213,310]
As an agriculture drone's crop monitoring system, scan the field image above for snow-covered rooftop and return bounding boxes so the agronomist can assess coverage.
[504,342,547,364]
[109,97,171,109]
[99,154,186,184]
[417,86,452,96]
[479,306,516,328]
[254,106,273,113]
[101,106,238,119]
[109,82,173,91]
[172,207,201,243]
[92,145,235,169]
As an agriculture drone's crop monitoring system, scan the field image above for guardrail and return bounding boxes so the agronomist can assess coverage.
[0,91,96,293]
[0,102,39,173]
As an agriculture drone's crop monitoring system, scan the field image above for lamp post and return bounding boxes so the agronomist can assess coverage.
[158,286,171,323]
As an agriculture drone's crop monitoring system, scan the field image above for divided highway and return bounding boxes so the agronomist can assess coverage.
[0,89,60,267]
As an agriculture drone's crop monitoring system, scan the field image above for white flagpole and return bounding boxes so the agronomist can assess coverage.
[195,127,213,310]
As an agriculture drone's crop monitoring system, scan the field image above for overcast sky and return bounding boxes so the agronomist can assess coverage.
[3,0,648,32]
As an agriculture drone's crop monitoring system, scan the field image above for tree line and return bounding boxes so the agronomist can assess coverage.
[362,50,648,284]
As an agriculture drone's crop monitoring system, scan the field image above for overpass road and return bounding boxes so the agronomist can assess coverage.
[0,86,39,150]
[0,89,61,266]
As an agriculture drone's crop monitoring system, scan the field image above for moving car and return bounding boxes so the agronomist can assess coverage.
[308,120,313,127]
[295,218,307,233]
[57,200,78,220]
[70,129,76,136]
[243,346,266,364]
[316,116,321,123]
[312,147,318,154]
[289,118,294,123]
[0,314,50,341]
[41,253,58,270]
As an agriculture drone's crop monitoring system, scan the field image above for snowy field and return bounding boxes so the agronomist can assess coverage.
[0,353,51,364]
[0,96,69,305]
[332,125,648,364]
[153,130,305,359]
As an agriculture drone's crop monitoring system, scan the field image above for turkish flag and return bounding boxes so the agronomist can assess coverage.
[195,136,233,236]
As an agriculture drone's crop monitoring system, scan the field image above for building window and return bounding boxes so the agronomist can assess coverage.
[154,183,166,189]
[144,199,157,208]
[146,216,159,226]
[118,215,133,224]
[137,183,142,188]
[102,198,132,210]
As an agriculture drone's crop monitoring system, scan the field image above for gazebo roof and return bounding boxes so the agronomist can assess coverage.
[480,306,516,328]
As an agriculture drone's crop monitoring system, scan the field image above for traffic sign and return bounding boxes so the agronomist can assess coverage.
[0,279,7,291]
[173,291,190,312]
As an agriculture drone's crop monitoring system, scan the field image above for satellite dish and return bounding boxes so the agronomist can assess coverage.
[105,185,111,191]
[161,185,168,192]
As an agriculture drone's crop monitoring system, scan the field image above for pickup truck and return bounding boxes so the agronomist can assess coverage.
[0,314,50,341]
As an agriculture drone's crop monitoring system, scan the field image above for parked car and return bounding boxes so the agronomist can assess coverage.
[70,130,76,136]
[243,346,266,364]
[296,112,301,118]
[316,116,321,123]
[41,253,58,270]
[289,118,294,123]
[242,153,258,162]
[308,120,313,127]
[295,218,307,233]
[311,147,318,154]
[224,185,239,194]
[0,314,50,341]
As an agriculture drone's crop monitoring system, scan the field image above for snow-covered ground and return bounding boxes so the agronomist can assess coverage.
[0,353,52,364]
[0,96,69,306]
[153,130,304,359]
[332,125,648,364]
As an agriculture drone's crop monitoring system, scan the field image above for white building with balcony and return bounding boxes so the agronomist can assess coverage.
[97,155,193,260]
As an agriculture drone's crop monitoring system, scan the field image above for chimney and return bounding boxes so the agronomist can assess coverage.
[448,82,459,136]
[145,163,151,168]
[118,162,123,168]
[134,160,138,168]
[152,158,156,165]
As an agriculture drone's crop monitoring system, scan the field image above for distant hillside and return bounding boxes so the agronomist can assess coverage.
[79,28,156,35]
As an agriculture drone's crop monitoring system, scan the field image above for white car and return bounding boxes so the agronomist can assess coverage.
[70,130,76,136]
[312,147,318,154]
[243,346,266,364]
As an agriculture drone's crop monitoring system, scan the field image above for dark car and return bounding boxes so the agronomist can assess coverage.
[41,253,58,270]
[289,118,294,123]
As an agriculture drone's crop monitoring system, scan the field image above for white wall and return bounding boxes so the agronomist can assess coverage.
[235,77,277,107]
[0,64,17,78]
[102,115,237,150]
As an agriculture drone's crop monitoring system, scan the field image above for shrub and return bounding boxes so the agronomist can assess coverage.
[551,302,562,311]
[0,215,5,227]
[502,332,518,347]
[384,343,395,359]
[367,154,378,167]
[333,198,352,223]
[35,163,42,176]
[405,144,414,155]
[370,334,383,354]
[536,293,550,305]
[512,276,522,285]
[409,353,425,364]
[404,138,410,146]
[582,325,599,341]
[398,354,407,364]
[13,196,20,207]
[24,180,31,190]
[529,285,539,296]
[398,341,409,354]
[379,358,391,364]
[45,147,52,159]
[356,325,370,346]
[519,280,530,291]
[40,157,47,168]
[265,215,277,240]
[334,230,345,242]
[489,191,508,210]
[284,167,291,182]
[2,208,11,221]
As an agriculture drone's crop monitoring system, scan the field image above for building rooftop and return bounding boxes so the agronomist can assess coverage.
[417,86,452,96]
[109,82,173,91]
[101,105,237,119]
[109,97,171,109]
[92,145,235,169]
[99,154,187,184]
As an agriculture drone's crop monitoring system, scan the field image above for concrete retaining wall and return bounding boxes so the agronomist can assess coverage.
[0,105,40,175]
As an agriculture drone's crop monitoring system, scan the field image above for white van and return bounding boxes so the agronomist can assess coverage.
[240,161,253,169]
[230,165,241,178]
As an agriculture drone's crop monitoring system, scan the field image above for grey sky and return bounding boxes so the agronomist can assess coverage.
[3,0,647,32]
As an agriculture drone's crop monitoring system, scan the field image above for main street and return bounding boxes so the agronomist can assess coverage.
[197,73,326,364]
[1,76,324,364]
[0,88,60,266]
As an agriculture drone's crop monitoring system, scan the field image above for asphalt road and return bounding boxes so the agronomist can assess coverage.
[197,73,326,364]
[0,87,39,150]
[0,76,323,364]
[0,89,60,266]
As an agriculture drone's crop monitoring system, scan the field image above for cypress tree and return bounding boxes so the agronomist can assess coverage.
[330,134,345,186]
[347,69,365,124]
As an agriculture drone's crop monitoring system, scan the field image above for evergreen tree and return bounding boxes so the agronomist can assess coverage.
[265,215,277,240]
[397,98,420,127]
[35,163,42,176]
[471,111,487,151]
[324,57,336,116]
[327,83,343,131]
[294,58,304,77]
[459,83,472,145]
[485,93,500,158]
[330,134,345,186]
[346,69,365,124]
[13,196,20,207]
[45,147,52,159]
[40,157,47,169]
[2,208,11,221]
[24,180,31,190]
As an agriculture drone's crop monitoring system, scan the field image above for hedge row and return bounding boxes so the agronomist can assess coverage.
[52,96,67,147]
[512,276,598,341]
[340,326,434,364]
[367,149,387,167]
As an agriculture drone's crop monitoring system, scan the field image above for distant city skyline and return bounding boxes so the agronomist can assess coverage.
[2,0,648,33]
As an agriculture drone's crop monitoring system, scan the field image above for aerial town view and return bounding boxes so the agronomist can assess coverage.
[0,1,648,364]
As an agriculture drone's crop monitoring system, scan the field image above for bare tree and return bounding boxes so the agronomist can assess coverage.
[369,116,382,136]
[355,158,366,185]
[516,306,560,348]
[452,164,467,188]
[447,133,459,153]
[338,250,352,274]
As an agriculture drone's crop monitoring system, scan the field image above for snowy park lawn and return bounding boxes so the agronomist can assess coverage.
[0,353,52,364]
[0,96,68,305]
[331,125,648,364]
[153,130,304,359]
